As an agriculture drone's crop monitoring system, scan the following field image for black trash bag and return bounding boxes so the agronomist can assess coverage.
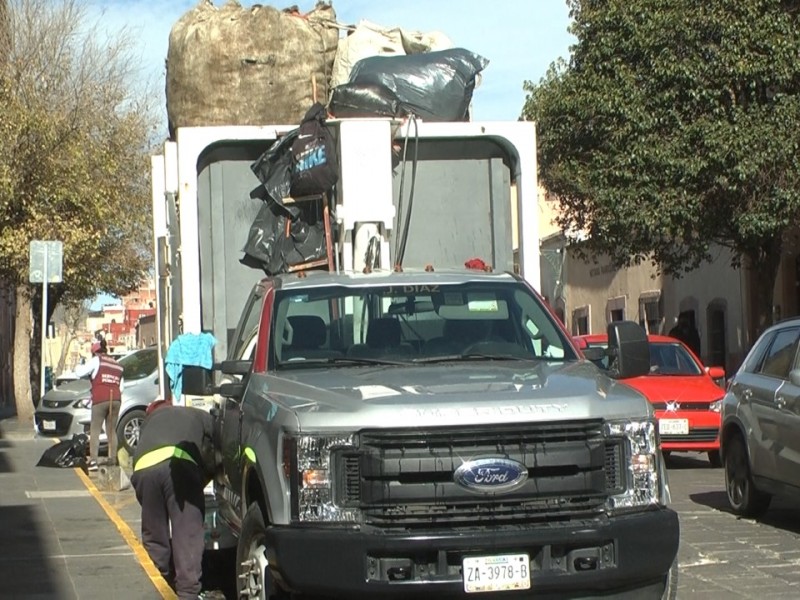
[347,48,489,122]
[289,102,339,198]
[250,130,298,206]
[240,200,296,275]
[286,204,327,263]
[240,200,329,275]
[328,81,406,119]
[36,433,88,468]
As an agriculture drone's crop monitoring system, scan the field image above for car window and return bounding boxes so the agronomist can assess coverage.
[759,327,800,379]
[229,284,267,360]
[118,348,158,381]
[649,342,702,375]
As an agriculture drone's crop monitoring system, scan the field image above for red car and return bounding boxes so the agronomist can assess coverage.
[575,333,726,466]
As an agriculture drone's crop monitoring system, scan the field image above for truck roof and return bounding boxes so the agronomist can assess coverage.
[269,268,521,291]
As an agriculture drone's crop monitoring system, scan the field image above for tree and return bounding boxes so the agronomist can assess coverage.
[523,0,800,334]
[54,300,90,376]
[0,0,158,422]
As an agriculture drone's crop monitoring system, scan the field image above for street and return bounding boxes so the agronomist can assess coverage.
[668,453,800,599]
[4,412,800,600]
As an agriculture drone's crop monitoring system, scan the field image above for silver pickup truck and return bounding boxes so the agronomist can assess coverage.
[187,268,679,599]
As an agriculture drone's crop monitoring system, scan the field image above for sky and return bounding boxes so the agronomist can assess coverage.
[87,0,574,308]
[88,0,575,124]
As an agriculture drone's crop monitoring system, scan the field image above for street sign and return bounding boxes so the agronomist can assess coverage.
[29,240,63,283]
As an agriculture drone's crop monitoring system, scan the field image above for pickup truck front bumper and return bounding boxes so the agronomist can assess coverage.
[265,507,679,599]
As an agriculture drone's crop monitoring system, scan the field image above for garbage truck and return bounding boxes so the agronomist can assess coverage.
[151,116,679,599]
[151,2,679,597]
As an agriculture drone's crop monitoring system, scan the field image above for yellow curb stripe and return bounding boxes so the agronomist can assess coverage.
[75,468,177,600]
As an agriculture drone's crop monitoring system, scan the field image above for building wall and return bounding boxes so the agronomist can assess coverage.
[540,236,747,374]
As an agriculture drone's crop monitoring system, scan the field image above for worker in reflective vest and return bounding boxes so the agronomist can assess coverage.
[130,404,217,599]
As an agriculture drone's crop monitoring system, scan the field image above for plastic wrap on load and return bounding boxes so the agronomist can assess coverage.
[240,200,328,275]
[330,19,453,88]
[346,48,488,121]
[328,81,405,119]
[250,131,298,207]
[166,2,338,134]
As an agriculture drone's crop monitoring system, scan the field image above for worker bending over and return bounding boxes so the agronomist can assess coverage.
[130,404,216,599]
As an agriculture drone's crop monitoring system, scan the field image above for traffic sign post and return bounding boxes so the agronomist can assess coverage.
[29,241,63,409]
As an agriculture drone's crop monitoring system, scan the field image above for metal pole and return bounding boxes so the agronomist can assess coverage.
[40,244,49,411]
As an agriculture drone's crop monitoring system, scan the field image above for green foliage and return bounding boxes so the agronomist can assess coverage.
[0,0,158,305]
[523,0,800,286]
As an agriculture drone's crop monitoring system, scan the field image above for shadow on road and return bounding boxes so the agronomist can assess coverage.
[690,491,800,535]
[663,452,718,470]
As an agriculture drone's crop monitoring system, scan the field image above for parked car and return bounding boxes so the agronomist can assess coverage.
[34,346,159,454]
[721,317,800,517]
[576,333,726,466]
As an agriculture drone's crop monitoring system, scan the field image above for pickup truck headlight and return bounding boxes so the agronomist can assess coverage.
[604,419,662,512]
[289,434,359,523]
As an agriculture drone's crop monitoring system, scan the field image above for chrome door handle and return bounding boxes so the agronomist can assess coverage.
[776,396,787,409]
[743,388,753,400]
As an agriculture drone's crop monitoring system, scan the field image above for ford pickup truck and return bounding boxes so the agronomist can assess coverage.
[188,267,679,599]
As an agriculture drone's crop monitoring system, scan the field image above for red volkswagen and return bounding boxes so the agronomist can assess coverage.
[576,333,726,466]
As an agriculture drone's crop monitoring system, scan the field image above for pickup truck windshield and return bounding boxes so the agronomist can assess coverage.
[272,280,576,368]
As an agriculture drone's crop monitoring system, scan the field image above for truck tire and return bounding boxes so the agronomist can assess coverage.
[236,502,287,600]
[724,435,771,517]
[661,558,678,600]
[116,409,146,455]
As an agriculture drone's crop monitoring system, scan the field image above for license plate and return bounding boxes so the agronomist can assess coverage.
[659,418,689,435]
[42,420,56,431]
[463,554,530,593]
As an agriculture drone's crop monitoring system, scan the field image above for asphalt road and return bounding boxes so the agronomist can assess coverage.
[667,452,800,599]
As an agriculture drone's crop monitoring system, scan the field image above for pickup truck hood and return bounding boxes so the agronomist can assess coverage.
[259,360,653,431]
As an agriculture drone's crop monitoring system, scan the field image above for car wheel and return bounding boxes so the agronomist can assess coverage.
[724,435,771,517]
[236,502,287,600]
[707,450,722,468]
[116,409,146,455]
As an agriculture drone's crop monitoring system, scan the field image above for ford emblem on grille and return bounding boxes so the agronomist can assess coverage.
[454,458,528,494]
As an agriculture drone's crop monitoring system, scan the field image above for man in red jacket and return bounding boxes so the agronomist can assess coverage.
[75,338,123,471]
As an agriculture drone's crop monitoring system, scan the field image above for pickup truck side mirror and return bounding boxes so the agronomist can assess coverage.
[181,366,215,396]
[606,321,650,379]
[219,382,245,398]
[221,360,252,376]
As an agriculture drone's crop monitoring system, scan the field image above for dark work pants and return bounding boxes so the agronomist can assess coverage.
[130,458,206,600]
[90,399,120,463]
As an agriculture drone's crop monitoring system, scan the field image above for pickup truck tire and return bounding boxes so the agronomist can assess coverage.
[661,558,679,600]
[724,435,771,517]
[116,409,146,455]
[236,502,286,600]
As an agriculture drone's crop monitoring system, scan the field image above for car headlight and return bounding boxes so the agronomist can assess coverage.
[73,397,92,409]
[604,419,662,512]
[285,434,359,523]
[709,399,722,413]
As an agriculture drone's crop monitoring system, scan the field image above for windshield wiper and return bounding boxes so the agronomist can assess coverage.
[412,353,536,364]
[280,356,409,367]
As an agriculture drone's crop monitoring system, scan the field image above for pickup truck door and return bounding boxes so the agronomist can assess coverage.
[217,281,271,512]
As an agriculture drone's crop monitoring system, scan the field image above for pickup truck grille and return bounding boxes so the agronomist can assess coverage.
[334,420,624,530]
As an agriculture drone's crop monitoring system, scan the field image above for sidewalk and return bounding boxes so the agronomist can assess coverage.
[0,414,170,599]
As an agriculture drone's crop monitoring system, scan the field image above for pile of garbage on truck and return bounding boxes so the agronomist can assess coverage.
[166,0,490,274]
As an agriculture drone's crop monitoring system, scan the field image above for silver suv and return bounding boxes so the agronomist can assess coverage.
[721,318,800,516]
